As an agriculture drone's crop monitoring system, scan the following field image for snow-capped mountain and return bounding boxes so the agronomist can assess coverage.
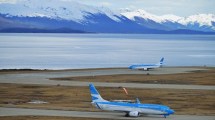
[179,14,215,26]
[0,0,214,34]
[1,0,160,33]
[0,0,122,23]
[178,14,215,31]
[121,9,215,32]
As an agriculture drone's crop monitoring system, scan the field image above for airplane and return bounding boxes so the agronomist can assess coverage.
[89,83,174,117]
[129,57,164,71]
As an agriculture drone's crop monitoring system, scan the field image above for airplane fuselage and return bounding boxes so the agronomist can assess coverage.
[129,57,164,71]
[129,64,159,70]
[89,82,174,117]
[92,101,174,116]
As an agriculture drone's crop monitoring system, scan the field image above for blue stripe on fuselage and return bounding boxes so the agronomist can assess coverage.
[96,101,169,111]
[129,64,158,69]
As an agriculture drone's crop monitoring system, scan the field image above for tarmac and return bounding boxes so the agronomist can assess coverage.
[0,107,214,120]
[0,67,214,119]
[0,67,214,90]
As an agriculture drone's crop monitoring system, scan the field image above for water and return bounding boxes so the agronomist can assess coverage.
[0,33,215,69]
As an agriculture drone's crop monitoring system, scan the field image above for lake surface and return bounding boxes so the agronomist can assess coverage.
[0,33,215,69]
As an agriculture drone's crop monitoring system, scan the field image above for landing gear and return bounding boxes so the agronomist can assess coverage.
[164,114,169,118]
[125,113,129,117]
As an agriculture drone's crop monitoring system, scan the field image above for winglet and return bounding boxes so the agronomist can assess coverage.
[136,98,141,104]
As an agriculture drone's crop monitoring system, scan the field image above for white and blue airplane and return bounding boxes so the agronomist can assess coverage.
[89,83,174,117]
[129,57,164,71]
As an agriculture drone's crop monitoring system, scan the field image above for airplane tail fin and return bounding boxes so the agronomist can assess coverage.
[89,83,107,103]
[136,98,141,104]
[156,57,164,67]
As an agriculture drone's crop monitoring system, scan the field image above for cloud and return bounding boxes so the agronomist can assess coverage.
[0,0,18,4]
[99,2,111,7]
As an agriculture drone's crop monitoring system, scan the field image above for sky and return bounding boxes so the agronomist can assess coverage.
[0,0,214,17]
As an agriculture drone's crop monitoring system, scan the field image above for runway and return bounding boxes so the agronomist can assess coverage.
[0,67,214,90]
[0,67,214,119]
[0,107,214,120]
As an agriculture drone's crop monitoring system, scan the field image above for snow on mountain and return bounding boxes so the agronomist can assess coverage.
[121,9,183,23]
[0,0,121,24]
[0,1,214,33]
[98,6,122,22]
[0,0,152,33]
[121,9,162,23]
[121,9,215,31]
[179,14,215,26]
[159,14,182,23]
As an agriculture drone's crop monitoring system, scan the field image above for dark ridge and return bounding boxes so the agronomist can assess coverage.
[0,27,88,33]
[0,69,48,72]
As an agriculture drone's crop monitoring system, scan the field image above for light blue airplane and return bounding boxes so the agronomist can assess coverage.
[129,57,164,71]
[89,83,174,117]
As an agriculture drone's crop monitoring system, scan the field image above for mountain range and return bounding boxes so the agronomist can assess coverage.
[0,0,214,34]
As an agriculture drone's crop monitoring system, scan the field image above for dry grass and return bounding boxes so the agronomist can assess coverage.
[51,69,215,85]
[0,83,214,115]
[0,116,110,120]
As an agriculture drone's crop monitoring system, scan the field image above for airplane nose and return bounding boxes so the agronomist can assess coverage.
[168,109,175,114]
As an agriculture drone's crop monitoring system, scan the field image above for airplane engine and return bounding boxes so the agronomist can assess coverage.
[143,68,148,71]
[128,111,139,117]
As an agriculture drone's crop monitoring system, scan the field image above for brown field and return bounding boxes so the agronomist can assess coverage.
[0,116,109,120]
[50,69,215,85]
[0,83,214,116]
